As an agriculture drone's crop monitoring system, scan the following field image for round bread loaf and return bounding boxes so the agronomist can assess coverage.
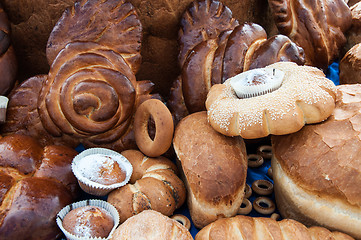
[340,43,361,84]
[110,210,193,240]
[0,134,79,240]
[173,111,247,229]
[271,84,361,239]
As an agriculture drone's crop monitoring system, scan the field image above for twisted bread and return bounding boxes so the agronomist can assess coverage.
[0,134,79,240]
[195,215,354,240]
[107,150,186,223]
[0,3,16,95]
[168,0,304,121]
[2,0,160,152]
[269,0,352,69]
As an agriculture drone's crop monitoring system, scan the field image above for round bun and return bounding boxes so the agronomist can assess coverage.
[110,210,193,240]
[271,84,361,239]
[206,62,336,139]
[340,43,361,84]
[63,205,114,238]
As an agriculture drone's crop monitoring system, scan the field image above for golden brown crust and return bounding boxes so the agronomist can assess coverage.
[343,2,361,55]
[110,210,193,240]
[195,215,355,240]
[0,134,78,240]
[206,62,336,139]
[173,111,247,229]
[340,43,361,84]
[269,0,352,69]
[272,84,361,239]
[107,150,186,223]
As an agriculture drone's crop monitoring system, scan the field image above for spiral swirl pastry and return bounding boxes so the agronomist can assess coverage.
[38,42,136,144]
[268,0,352,69]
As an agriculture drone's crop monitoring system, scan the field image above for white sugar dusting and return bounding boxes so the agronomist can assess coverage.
[77,154,118,183]
[207,62,336,136]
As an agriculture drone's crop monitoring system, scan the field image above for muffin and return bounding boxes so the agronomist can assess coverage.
[62,205,113,238]
[72,148,133,196]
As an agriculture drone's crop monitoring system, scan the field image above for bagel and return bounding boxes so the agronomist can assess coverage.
[206,62,336,139]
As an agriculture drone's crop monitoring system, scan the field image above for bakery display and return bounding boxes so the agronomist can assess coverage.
[72,148,133,196]
[173,111,248,229]
[134,99,174,157]
[168,0,305,122]
[110,210,193,240]
[62,205,113,238]
[206,62,336,139]
[1,0,160,152]
[195,215,355,240]
[340,43,361,84]
[271,84,361,239]
[0,134,79,240]
[107,150,186,223]
[0,3,16,95]
[269,0,352,69]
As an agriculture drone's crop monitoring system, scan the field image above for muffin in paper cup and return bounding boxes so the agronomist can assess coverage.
[72,148,133,196]
[0,96,9,123]
[56,199,119,240]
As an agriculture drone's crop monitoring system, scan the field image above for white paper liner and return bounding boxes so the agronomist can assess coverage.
[229,68,284,99]
[72,148,133,196]
[0,96,9,123]
[56,199,120,240]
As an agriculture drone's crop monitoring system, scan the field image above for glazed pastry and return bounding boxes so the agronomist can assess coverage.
[269,0,352,69]
[271,84,361,239]
[0,134,78,240]
[0,3,17,95]
[206,62,336,139]
[2,0,160,152]
[107,150,186,223]
[173,111,248,229]
[196,215,355,240]
[168,0,304,123]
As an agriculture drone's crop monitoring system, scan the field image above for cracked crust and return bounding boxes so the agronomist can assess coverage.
[271,84,361,239]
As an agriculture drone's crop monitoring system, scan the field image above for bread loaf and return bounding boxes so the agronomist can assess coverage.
[269,0,352,69]
[196,215,355,240]
[271,84,361,239]
[110,210,193,240]
[340,43,361,84]
[107,150,186,223]
[343,2,361,55]
[168,0,304,123]
[0,3,16,95]
[173,111,247,229]
[0,134,79,240]
[1,0,160,152]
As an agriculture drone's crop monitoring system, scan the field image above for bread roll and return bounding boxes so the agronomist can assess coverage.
[340,43,361,84]
[173,111,247,229]
[107,150,186,223]
[0,134,79,240]
[110,210,193,240]
[269,0,352,69]
[196,215,355,240]
[343,2,361,56]
[271,84,361,239]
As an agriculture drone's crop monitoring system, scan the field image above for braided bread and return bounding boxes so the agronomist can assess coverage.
[2,0,160,152]
[0,3,16,95]
[195,215,354,240]
[107,150,186,223]
[168,0,304,122]
[269,0,352,69]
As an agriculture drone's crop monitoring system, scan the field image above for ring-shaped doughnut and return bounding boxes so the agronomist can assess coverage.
[252,179,274,195]
[253,197,275,215]
[171,214,191,230]
[247,154,264,168]
[257,145,273,160]
[134,99,174,157]
[267,167,273,179]
[237,198,252,215]
[244,184,252,199]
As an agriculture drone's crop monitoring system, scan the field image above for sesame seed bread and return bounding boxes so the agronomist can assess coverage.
[173,111,248,229]
[206,62,337,139]
[271,84,361,239]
